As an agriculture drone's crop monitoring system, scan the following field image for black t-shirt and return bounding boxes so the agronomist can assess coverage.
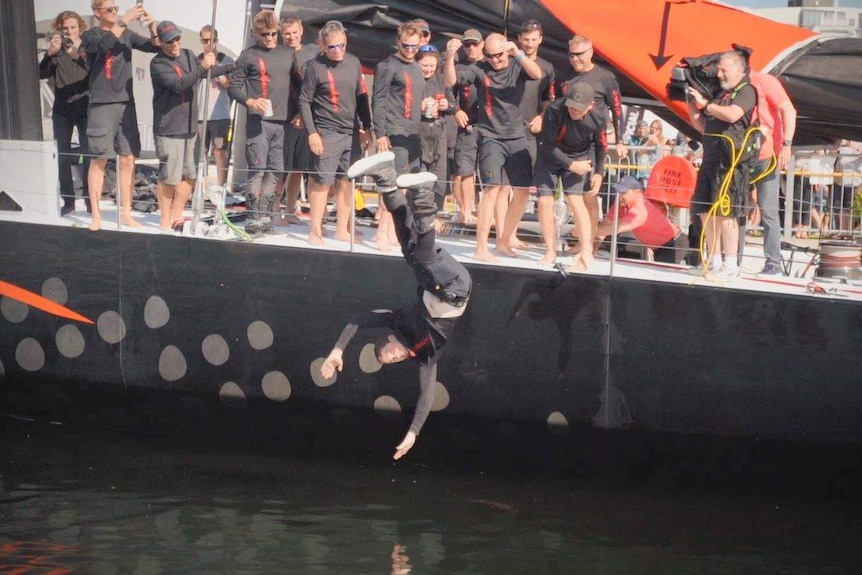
[456,58,530,140]
[300,52,372,135]
[520,56,555,136]
[39,48,89,111]
[556,64,623,143]
[81,27,159,104]
[702,82,757,163]
[372,54,424,138]
[228,44,297,121]
[538,98,607,174]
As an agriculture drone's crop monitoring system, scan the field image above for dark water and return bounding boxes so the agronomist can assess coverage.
[1,423,859,575]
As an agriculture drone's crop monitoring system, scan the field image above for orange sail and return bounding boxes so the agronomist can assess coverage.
[0,279,94,325]
[538,0,814,121]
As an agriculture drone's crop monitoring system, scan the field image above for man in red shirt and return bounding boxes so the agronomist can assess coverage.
[595,176,688,264]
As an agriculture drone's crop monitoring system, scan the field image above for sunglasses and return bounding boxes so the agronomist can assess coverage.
[400,42,419,51]
[259,31,279,38]
[98,5,120,13]
[485,51,505,59]
[462,41,481,48]
[569,48,591,59]
[418,44,438,53]
[166,36,182,44]
[326,42,346,51]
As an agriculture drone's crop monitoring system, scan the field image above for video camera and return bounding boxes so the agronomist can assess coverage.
[666,44,752,103]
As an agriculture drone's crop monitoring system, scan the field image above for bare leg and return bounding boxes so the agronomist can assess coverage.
[286,171,303,221]
[214,148,228,187]
[494,185,510,246]
[88,157,107,231]
[700,213,719,264]
[170,179,194,226]
[376,200,394,252]
[719,215,739,263]
[498,186,531,257]
[536,195,556,266]
[118,155,141,228]
[307,179,328,245]
[475,185,501,262]
[156,181,174,230]
[333,178,356,242]
[585,193,600,240]
[567,193,594,271]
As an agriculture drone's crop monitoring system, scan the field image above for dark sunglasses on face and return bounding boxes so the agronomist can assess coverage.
[485,51,505,59]
[99,6,120,13]
[326,42,346,51]
[259,31,279,38]
[463,41,480,48]
[166,36,182,44]
[400,42,419,51]
[569,48,591,58]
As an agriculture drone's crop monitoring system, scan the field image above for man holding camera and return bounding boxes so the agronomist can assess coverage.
[687,51,757,280]
[40,11,90,216]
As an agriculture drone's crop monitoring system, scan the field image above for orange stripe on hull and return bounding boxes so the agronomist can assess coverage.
[0,279,94,325]
[539,0,813,122]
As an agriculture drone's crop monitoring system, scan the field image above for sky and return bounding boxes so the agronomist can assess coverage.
[723,0,862,7]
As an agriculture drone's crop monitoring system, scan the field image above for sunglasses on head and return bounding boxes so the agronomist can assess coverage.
[259,31,279,38]
[418,44,438,53]
[485,51,505,59]
[326,42,345,51]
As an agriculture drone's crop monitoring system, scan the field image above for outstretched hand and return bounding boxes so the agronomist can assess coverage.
[393,431,416,460]
[320,349,343,379]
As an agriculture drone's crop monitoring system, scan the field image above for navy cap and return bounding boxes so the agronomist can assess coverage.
[157,21,182,43]
[564,82,594,112]
[610,175,644,201]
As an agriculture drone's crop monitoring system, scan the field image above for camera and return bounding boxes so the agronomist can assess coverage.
[667,67,690,102]
[666,44,753,103]
[62,32,74,48]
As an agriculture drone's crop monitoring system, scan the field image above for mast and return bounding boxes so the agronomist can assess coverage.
[0,0,42,140]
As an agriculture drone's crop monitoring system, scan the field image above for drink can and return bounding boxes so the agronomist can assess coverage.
[262,99,273,118]
[424,97,436,119]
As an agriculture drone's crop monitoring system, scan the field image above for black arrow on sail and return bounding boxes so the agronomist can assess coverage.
[649,1,674,70]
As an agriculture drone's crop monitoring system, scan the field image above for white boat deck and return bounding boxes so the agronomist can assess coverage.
[10,195,862,304]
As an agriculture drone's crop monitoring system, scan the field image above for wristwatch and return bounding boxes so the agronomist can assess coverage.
[783,139,793,146]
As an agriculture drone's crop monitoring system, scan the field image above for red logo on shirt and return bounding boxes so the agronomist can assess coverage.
[483,76,493,118]
[411,334,431,355]
[327,70,340,111]
[359,74,368,95]
[404,72,413,119]
[173,64,186,103]
[105,53,114,80]
[259,58,269,99]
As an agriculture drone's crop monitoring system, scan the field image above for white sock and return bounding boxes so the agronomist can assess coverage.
[710,255,722,269]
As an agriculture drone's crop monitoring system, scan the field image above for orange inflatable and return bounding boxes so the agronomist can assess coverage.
[644,155,698,208]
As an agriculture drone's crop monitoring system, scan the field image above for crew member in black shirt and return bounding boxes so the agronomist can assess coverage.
[443,33,543,262]
[535,82,606,270]
[322,152,472,460]
[450,29,484,226]
[40,10,90,216]
[81,1,160,231]
[299,20,372,245]
[228,10,297,235]
[151,21,233,232]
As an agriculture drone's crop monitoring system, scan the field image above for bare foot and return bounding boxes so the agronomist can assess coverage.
[274,214,290,227]
[495,242,518,258]
[375,234,392,252]
[89,216,102,232]
[308,233,325,246]
[334,231,363,243]
[512,238,533,251]
[474,248,499,263]
[121,216,142,228]
[458,212,477,225]
[537,251,556,266]
[568,255,593,273]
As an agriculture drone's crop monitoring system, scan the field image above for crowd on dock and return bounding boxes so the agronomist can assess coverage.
[38,3,862,278]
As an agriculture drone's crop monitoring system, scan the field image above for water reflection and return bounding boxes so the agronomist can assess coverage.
[0,428,857,574]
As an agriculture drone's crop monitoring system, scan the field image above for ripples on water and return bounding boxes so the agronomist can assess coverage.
[0,423,859,574]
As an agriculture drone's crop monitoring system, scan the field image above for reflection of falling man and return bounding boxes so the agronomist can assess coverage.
[320,152,472,460]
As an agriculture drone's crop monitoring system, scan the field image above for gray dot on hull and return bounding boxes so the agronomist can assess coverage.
[262,371,291,402]
[310,357,336,387]
[358,343,382,373]
[159,345,187,382]
[56,324,85,359]
[16,338,45,372]
[247,321,274,350]
[431,382,450,412]
[547,411,569,435]
[373,395,402,418]
[144,296,170,329]
[0,358,5,381]
[41,278,68,305]
[1,297,29,323]
[219,381,247,409]
[202,334,230,366]
[97,311,126,344]
[330,408,360,428]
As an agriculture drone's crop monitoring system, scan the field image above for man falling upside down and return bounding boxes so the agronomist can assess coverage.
[320,151,472,460]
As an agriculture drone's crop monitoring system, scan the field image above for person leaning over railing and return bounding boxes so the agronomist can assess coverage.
[40,10,91,217]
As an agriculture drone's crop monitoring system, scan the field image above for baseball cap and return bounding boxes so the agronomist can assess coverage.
[610,175,644,201]
[412,19,430,33]
[463,29,483,42]
[637,120,649,128]
[564,82,595,112]
[157,21,182,43]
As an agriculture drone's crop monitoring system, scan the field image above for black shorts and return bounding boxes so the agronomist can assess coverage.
[284,124,311,172]
[533,156,589,197]
[453,128,478,177]
[390,134,421,175]
[206,119,230,151]
[87,102,141,157]
[309,131,352,185]
[478,135,532,188]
